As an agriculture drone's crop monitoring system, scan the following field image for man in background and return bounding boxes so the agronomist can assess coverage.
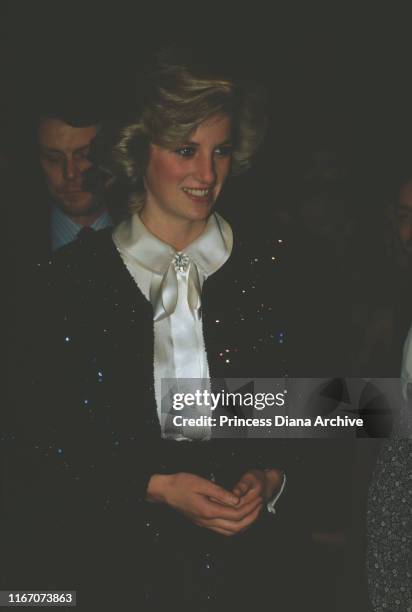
[37,112,112,253]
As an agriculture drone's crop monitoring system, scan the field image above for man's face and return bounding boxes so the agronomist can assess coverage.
[38,118,100,219]
[397,179,412,254]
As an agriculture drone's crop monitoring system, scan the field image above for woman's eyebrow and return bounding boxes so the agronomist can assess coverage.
[184,138,233,146]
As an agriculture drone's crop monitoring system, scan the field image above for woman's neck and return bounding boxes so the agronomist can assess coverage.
[139,210,208,251]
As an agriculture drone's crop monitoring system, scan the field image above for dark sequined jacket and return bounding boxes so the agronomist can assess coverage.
[5,226,340,610]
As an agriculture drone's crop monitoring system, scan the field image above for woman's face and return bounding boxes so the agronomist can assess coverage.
[143,114,232,227]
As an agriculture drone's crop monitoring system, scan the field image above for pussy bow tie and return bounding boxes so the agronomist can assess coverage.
[150,252,202,322]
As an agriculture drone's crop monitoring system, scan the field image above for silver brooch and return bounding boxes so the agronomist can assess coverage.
[173,253,190,272]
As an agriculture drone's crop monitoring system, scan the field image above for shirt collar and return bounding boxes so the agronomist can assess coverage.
[112,212,233,278]
[51,205,112,252]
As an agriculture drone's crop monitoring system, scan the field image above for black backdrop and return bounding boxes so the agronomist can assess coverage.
[5,3,412,223]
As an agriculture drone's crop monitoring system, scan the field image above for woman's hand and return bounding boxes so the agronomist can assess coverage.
[146,472,263,536]
[232,469,284,508]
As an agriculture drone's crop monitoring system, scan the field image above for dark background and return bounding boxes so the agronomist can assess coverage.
[4,3,412,175]
[4,3,412,240]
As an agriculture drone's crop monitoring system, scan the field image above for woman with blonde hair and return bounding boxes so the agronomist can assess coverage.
[11,47,306,611]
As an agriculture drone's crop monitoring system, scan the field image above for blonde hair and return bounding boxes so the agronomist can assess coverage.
[99,47,267,214]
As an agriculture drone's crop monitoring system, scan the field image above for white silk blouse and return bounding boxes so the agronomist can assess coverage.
[112,212,233,441]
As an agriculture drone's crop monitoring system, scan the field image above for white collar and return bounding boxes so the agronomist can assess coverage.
[113,212,233,320]
[113,212,233,277]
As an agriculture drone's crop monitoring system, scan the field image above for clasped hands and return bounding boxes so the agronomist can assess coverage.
[147,469,283,536]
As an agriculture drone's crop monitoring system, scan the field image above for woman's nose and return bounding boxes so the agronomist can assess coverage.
[194,153,215,184]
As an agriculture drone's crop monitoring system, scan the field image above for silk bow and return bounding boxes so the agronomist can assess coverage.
[150,254,202,322]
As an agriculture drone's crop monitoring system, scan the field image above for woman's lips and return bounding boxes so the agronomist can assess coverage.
[182,187,213,203]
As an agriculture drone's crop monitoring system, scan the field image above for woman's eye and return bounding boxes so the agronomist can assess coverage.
[215,145,233,157]
[175,147,195,157]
